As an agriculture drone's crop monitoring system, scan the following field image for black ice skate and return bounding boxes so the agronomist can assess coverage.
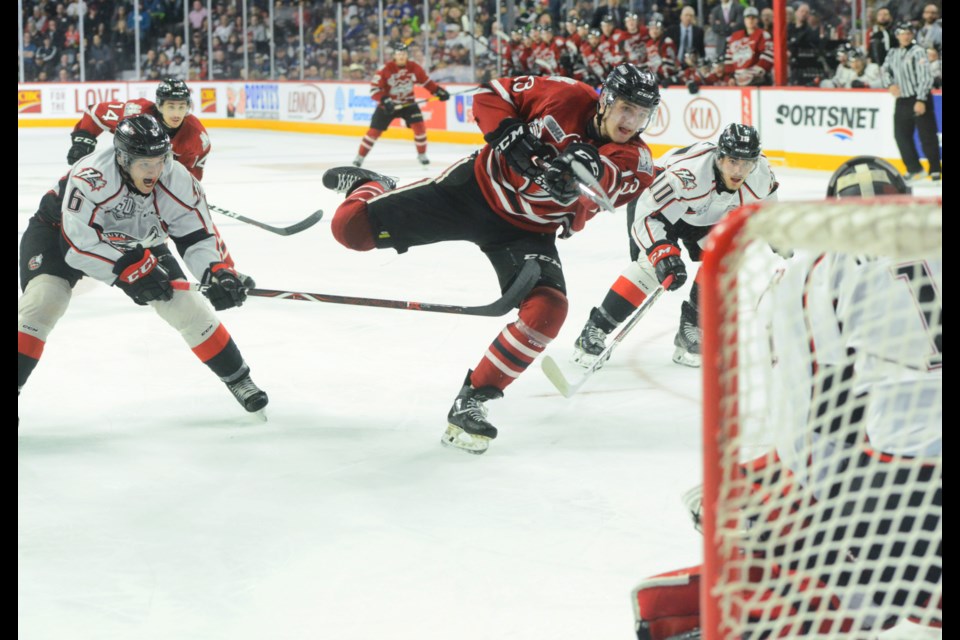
[225,367,269,414]
[322,167,396,196]
[571,307,613,369]
[441,371,503,455]
[672,301,701,368]
[352,154,364,167]
[417,153,430,166]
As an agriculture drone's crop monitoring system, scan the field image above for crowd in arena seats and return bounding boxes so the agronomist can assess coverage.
[19,0,941,91]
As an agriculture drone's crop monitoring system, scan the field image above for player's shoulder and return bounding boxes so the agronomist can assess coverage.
[662,141,717,169]
[66,149,124,201]
[122,98,156,118]
[745,155,777,192]
[159,160,203,203]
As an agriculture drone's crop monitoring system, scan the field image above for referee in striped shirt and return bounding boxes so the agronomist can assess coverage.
[881,22,941,181]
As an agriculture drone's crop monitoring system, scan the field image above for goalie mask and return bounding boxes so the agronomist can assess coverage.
[826,156,911,198]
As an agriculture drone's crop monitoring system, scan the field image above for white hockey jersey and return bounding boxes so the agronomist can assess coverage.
[60,148,221,285]
[764,251,942,478]
[631,141,778,252]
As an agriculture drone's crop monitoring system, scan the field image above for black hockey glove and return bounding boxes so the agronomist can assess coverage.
[201,262,251,310]
[535,143,604,206]
[647,242,687,291]
[113,245,174,305]
[67,131,97,165]
[484,118,551,180]
[434,86,450,101]
[381,97,396,116]
[687,80,701,95]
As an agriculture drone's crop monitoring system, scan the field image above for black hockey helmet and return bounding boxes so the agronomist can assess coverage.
[393,41,409,53]
[114,114,172,170]
[717,123,762,160]
[826,156,911,198]
[599,64,660,134]
[156,77,191,107]
[587,28,602,38]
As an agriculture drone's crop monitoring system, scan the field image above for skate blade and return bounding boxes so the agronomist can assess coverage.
[570,349,607,370]
[672,347,702,368]
[440,424,490,455]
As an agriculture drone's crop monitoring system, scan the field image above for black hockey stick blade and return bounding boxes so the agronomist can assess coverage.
[541,280,670,397]
[209,204,324,236]
[171,259,541,317]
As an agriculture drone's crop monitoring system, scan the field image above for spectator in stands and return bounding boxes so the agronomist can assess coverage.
[927,47,941,88]
[889,0,926,23]
[709,0,745,58]
[725,7,774,86]
[761,7,775,34]
[213,13,234,46]
[869,7,895,66]
[590,0,626,29]
[22,32,39,80]
[822,48,882,88]
[916,3,941,52]
[167,52,189,80]
[112,18,134,69]
[142,49,162,80]
[668,6,706,62]
[188,0,208,31]
[36,34,59,78]
[88,33,115,81]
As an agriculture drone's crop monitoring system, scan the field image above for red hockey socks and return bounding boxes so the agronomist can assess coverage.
[470,286,567,391]
[358,128,382,158]
[411,121,427,154]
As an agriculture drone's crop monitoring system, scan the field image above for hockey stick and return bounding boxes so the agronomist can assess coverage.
[208,204,324,236]
[540,276,672,397]
[171,258,541,317]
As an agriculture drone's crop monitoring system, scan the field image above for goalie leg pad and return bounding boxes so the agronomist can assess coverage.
[632,565,702,640]
[471,286,567,391]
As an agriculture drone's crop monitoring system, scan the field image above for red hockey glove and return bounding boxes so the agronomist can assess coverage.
[484,118,552,180]
[113,245,173,305]
[647,242,687,290]
[202,262,252,310]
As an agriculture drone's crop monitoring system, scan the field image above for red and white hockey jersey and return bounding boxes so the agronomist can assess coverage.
[724,28,774,84]
[60,148,221,285]
[631,141,777,251]
[472,75,656,235]
[72,98,212,181]
[369,60,439,104]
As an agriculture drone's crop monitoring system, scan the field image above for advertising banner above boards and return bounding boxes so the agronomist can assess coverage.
[18,81,941,171]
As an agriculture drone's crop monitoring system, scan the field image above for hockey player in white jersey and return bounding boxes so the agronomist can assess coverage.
[18,114,268,416]
[572,123,778,367]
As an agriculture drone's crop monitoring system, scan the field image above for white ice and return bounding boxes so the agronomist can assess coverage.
[18,128,942,640]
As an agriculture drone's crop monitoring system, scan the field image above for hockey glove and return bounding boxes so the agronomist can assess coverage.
[647,242,687,290]
[201,262,251,310]
[687,80,701,95]
[536,142,604,206]
[484,118,551,180]
[434,86,450,101]
[67,132,97,165]
[380,97,396,116]
[113,245,174,305]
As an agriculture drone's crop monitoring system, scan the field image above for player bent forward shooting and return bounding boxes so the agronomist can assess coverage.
[322,65,661,454]
[18,115,268,418]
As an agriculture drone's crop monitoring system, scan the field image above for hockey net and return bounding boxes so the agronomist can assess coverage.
[699,197,942,639]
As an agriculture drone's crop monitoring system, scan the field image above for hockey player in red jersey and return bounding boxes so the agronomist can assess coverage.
[353,42,450,168]
[323,65,660,454]
[19,115,268,417]
[67,77,235,267]
[68,78,211,180]
[644,19,679,85]
[723,6,774,86]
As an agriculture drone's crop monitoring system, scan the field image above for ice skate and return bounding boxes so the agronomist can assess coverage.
[322,166,396,196]
[571,307,612,368]
[225,367,269,415]
[352,154,364,168]
[417,153,430,166]
[672,301,701,368]
[441,371,502,455]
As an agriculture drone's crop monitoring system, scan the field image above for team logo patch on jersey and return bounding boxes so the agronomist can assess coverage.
[73,167,107,191]
[28,253,43,271]
[123,102,144,117]
[636,146,653,175]
[107,198,137,220]
[673,168,698,190]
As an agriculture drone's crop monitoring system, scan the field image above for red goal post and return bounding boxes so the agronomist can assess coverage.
[698,197,942,639]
